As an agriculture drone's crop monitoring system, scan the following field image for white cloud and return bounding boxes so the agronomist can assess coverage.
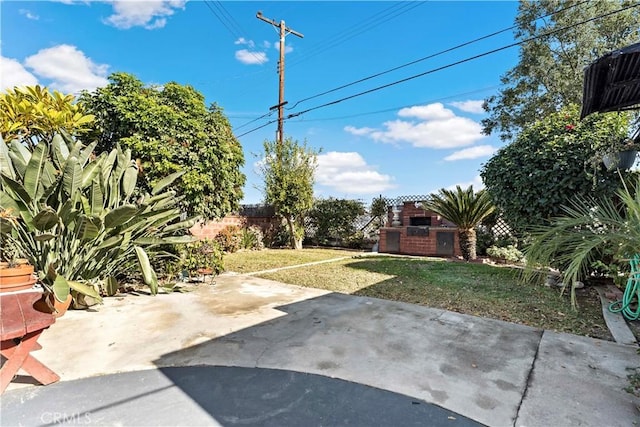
[235,49,268,65]
[398,103,455,120]
[103,0,186,30]
[262,40,271,49]
[444,145,496,161]
[316,152,396,194]
[346,103,486,149]
[234,37,255,48]
[19,9,39,20]
[449,100,485,114]
[344,125,375,136]
[444,175,485,192]
[0,57,39,91]
[24,45,109,93]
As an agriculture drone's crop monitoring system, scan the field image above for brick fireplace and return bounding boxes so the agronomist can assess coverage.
[378,201,461,257]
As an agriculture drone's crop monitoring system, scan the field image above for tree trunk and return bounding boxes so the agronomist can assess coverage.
[459,229,477,261]
[285,216,302,250]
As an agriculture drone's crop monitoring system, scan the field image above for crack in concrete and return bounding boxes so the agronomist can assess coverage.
[513,329,544,427]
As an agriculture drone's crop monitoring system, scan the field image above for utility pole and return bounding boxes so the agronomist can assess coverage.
[256,11,303,145]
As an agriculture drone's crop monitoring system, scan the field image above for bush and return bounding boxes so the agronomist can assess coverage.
[475,227,496,256]
[240,225,265,250]
[177,239,224,277]
[487,245,524,263]
[0,133,197,302]
[265,222,292,248]
[215,225,242,253]
[308,198,365,246]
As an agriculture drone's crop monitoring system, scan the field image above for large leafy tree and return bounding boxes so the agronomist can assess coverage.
[423,185,495,261]
[481,104,632,234]
[308,198,365,245]
[482,0,640,141]
[80,72,245,220]
[0,86,95,146]
[260,137,318,250]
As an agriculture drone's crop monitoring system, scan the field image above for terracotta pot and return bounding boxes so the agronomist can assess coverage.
[34,293,73,318]
[0,263,37,293]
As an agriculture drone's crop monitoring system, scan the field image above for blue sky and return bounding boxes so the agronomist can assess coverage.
[1,0,521,205]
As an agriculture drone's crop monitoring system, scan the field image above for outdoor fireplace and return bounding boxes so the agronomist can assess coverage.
[378,200,460,257]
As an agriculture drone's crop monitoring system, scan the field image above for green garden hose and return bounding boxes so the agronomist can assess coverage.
[609,254,640,321]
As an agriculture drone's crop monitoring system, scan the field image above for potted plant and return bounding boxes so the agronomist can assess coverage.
[601,137,640,171]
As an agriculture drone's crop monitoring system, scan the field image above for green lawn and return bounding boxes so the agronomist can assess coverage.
[226,251,610,340]
[223,248,364,273]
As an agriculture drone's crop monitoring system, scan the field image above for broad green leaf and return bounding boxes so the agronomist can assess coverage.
[151,171,184,195]
[162,217,199,232]
[23,141,48,200]
[90,176,104,216]
[122,163,138,199]
[68,280,102,302]
[0,217,15,233]
[8,151,27,180]
[105,276,119,296]
[34,233,56,241]
[32,207,59,231]
[1,173,32,206]
[96,235,122,250]
[78,140,98,166]
[51,133,69,169]
[0,137,15,180]
[134,246,158,295]
[62,156,82,196]
[51,274,70,303]
[133,235,195,245]
[104,204,138,229]
[77,215,101,240]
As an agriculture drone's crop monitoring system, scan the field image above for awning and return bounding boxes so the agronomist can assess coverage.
[580,41,640,119]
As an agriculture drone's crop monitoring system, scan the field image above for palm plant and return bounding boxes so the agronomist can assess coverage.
[524,176,640,306]
[422,185,495,261]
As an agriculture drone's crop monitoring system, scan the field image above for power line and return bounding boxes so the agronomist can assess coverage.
[286,85,501,123]
[285,0,594,110]
[236,3,638,138]
[282,4,637,121]
[288,2,427,68]
[233,110,275,130]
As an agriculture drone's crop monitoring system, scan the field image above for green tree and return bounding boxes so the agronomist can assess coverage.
[481,104,632,234]
[308,198,365,245]
[482,0,640,141]
[370,195,388,230]
[80,72,245,220]
[524,176,640,307]
[0,86,95,146]
[423,186,495,261]
[260,137,318,250]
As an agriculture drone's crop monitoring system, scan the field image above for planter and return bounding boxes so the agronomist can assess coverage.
[602,150,637,171]
[34,293,73,318]
[0,262,37,293]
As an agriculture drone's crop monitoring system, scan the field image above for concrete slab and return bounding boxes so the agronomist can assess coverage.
[516,331,640,427]
[1,366,481,426]
[2,273,639,427]
[155,291,542,426]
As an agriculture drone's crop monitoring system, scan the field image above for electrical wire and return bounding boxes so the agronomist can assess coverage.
[288,1,427,68]
[285,0,594,110]
[279,4,638,123]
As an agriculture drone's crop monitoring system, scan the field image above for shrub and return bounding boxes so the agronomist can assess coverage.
[240,225,265,250]
[215,225,242,253]
[487,245,524,263]
[308,198,365,246]
[177,239,224,277]
[0,133,197,302]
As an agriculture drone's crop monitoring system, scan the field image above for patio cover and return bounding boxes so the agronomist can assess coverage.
[581,41,640,119]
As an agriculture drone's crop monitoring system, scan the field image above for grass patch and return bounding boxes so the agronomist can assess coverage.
[223,248,363,274]
[257,255,611,340]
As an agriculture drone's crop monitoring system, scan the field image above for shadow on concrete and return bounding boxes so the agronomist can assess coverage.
[153,291,542,427]
[0,366,481,426]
